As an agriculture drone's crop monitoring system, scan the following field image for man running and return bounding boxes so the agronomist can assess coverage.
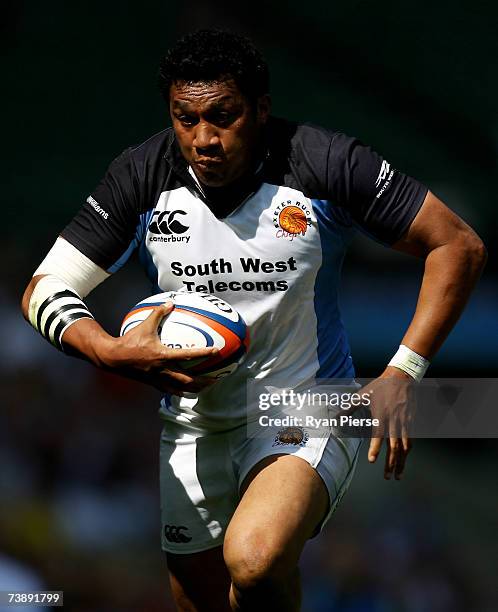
[21,29,486,611]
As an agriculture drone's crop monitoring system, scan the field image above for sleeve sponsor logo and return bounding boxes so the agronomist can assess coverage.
[375,160,391,187]
[375,160,395,199]
[86,196,109,219]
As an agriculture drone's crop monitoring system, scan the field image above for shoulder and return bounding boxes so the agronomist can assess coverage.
[101,128,176,210]
[265,117,353,196]
[113,127,175,172]
[266,117,334,155]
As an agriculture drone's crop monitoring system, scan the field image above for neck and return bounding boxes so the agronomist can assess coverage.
[189,154,265,218]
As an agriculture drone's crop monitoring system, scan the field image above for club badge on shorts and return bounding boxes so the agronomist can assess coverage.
[272,426,309,447]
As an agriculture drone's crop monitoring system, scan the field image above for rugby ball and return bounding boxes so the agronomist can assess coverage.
[120,291,249,378]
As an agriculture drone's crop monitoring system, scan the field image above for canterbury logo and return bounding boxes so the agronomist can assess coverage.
[164,524,192,543]
[149,210,189,235]
[375,160,391,187]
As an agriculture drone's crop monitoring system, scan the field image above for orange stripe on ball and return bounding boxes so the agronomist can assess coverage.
[175,307,242,371]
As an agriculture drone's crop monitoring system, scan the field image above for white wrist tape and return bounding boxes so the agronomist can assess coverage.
[28,275,94,351]
[34,237,110,298]
[388,344,430,382]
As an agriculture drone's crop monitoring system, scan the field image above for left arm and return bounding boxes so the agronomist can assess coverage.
[391,190,487,358]
[370,190,487,476]
[316,131,487,478]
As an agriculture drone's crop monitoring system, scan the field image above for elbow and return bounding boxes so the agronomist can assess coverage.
[21,276,40,322]
[21,283,33,322]
[21,274,49,322]
[461,232,487,276]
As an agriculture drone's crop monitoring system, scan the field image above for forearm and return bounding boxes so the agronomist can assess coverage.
[21,238,217,396]
[21,274,116,368]
[400,236,486,359]
[58,317,117,367]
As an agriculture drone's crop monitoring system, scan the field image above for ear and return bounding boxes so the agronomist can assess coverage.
[256,94,271,125]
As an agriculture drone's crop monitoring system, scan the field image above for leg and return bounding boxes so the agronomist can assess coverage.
[167,546,232,612]
[223,454,329,611]
[159,423,239,611]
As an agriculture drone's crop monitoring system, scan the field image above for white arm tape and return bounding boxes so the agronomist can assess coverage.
[388,344,430,382]
[28,275,94,351]
[34,237,110,298]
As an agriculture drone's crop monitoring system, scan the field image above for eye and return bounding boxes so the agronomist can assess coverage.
[176,114,197,127]
[217,113,231,125]
[209,111,235,127]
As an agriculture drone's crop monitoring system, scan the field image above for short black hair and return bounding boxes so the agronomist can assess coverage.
[158,29,269,105]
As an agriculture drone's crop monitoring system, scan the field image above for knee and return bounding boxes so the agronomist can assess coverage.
[224,532,292,592]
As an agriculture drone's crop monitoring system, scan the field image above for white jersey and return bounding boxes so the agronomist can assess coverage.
[62,117,427,428]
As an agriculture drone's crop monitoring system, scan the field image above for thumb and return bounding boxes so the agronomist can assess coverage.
[143,302,174,331]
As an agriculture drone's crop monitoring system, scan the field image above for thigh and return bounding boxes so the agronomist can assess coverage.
[233,424,362,539]
[167,546,232,612]
[225,453,329,569]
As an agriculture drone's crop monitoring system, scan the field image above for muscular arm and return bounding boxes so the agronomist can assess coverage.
[391,190,487,359]
[368,191,486,477]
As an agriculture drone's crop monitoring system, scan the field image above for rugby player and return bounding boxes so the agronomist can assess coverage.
[21,30,486,611]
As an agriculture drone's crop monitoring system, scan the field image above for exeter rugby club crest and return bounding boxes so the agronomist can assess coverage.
[273,200,312,238]
[272,426,309,447]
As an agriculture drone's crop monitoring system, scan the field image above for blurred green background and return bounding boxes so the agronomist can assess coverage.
[1,1,497,610]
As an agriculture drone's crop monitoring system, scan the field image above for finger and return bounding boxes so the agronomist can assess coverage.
[148,370,193,396]
[179,374,218,389]
[384,437,400,480]
[154,372,216,394]
[394,445,409,480]
[177,376,217,393]
[157,369,217,393]
[389,414,402,440]
[371,410,385,439]
[164,362,219,387]
[158,368,197,386]
[368,437,383,463]
[162,346,219,361]
[142,303,173,331]
[402,432,412,454]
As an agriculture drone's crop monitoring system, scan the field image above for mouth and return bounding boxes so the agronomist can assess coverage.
[194,158,224,168]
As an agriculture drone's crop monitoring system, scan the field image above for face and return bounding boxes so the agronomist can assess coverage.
[170,79,270,187]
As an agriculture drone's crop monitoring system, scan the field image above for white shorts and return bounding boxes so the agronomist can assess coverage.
[159,418,362,554]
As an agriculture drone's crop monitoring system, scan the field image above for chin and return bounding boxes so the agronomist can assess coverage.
[202,176,226,187]
[196,170,231,188]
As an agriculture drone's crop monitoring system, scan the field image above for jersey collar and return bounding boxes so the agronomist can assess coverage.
[164,129,268,218]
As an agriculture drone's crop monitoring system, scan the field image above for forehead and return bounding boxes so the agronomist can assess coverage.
[170,79,245,109]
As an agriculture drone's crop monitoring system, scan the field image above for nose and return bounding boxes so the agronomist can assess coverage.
[193,121,220,151]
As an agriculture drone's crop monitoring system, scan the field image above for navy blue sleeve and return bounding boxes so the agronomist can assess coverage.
[326,132,428,244]
[61,148,141,270]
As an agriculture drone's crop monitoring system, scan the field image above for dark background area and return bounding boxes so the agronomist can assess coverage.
[1,1,497,610]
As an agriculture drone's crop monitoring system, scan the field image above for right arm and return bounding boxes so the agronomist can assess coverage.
[21,272,217,395]
[21,146,217,395]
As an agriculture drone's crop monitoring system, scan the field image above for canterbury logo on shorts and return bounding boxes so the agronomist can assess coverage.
[164,524,192,543]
